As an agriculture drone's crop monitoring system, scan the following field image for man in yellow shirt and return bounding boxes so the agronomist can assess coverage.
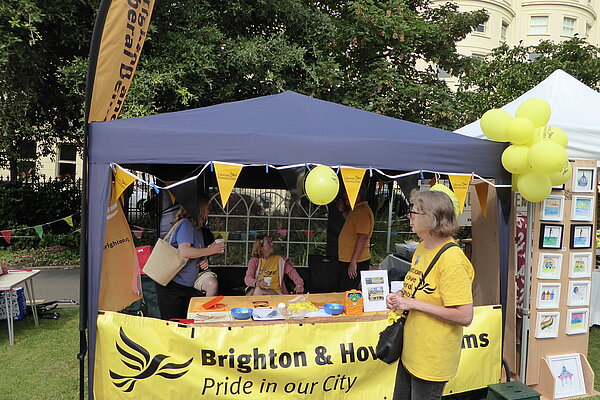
[337,185,374,291]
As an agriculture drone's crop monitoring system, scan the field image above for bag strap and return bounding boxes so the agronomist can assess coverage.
[400,241,459,319]
[164,220,184,244]
[409,242,458,299]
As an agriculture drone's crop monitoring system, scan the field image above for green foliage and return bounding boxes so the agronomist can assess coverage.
[454,37,600,130]
[0,247,80,267]
[58,0,488,134]
[0,177,80,231]
[0,0,97,177]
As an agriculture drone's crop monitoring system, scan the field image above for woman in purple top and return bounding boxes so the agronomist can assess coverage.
[155,193,225,320]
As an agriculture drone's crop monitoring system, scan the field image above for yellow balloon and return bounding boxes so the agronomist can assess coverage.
[506,117,535,145]
[528,141,568,174]
[547,161,572,186]
[480,109,512,142]
[430,184,460,217]
[517,172,552,203]
[516,98,551,128]
[501,145,531,174]
[531,126,568,148]
[304,165,340,205]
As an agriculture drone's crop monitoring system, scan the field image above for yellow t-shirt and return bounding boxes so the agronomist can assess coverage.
[338,201,374,262]
[401,240,474,382]
[257,255,282,293]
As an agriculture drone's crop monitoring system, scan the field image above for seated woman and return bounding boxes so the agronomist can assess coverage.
[244,235,304,295]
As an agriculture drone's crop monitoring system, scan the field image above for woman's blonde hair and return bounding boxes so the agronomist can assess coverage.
[173,193,211,228]
[410,189,459,237]
[251,235,269,258]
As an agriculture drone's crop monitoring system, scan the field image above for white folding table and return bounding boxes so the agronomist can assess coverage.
[0,269,41,345]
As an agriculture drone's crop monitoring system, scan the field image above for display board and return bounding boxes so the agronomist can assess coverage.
[525,159,596,399]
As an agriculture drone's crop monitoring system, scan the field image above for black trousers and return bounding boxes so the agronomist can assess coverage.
[337,259,370,291]
[155,280,200,320]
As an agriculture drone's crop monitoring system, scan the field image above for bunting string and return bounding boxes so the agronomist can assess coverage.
[110,161,510,194]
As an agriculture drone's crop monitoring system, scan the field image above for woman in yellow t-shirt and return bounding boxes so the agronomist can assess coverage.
[385,188,474,400]
[244,235,304,295]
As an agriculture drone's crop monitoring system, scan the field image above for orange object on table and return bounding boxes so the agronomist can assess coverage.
[344,290,364,315]
[202,295,224,310]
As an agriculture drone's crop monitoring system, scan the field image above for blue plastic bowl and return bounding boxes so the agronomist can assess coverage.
[324,303,345,315]
[231,307,253,320]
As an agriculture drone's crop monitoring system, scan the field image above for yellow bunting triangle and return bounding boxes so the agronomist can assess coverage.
[213,162,243,208]
[475,183,489,218]
[167,190,176,205]
[112,165,137,203]
[448,175,472,214]
[214,231,229,241]
[64,216,74,227]
[340,167,366,209]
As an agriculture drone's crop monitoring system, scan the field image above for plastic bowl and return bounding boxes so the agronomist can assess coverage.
[231,307,253,320]
[324,303,345,315]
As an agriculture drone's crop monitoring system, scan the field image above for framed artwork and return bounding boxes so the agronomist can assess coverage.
[569,252,592,278]
[573,167,595,193]
[535,311,560,338]
[567,281,591,307]
[569,224,593,249]
[537,253,563,280]
[541,195,564,221]
[571,195,595,221]
[547,353,586,398]
[566,308,589,335]
[539,223,563,249]
[536,282,561,309]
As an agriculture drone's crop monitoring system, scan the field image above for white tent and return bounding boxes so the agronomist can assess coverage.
[456,69,600,165]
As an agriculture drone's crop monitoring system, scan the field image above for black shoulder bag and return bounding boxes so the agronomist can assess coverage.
[375,242,458,364]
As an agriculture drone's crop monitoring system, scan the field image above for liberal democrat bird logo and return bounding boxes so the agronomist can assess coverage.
[110,327,193,392]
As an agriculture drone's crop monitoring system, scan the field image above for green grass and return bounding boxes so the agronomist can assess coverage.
[0,308,85,400]
[0,310,599,399]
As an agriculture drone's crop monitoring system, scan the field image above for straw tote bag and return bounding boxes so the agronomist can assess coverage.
[143,220,189,286]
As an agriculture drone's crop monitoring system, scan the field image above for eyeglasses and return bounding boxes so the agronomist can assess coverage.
[407,205,422,216]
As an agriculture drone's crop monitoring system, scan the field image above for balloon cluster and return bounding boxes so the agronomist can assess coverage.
[304,165,340,205]
[480,98,570,203]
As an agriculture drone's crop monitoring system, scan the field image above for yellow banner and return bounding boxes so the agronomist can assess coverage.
[88,0,155,122]
[213,162,243,208]
[94,306,502,398]
[113,165,137,204]
[340,167,366,209]
[99,193,141,311]
[449,175,472,214]
[444,305,502,395]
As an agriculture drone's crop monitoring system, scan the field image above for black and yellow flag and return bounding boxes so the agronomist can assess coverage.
[86,0,155,122]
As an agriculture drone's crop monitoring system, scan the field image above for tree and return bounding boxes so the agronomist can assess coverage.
[117,0,487,131]
[454,37,600,130]
[0,0,96,180]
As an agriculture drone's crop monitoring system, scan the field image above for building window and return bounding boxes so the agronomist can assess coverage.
[501,21,509,41]
[586,23,591,38]
[530,16,548,34]
[58,143,77,178]
[529,53,541,61]
[475,22,486,33]
[563,17,576,36]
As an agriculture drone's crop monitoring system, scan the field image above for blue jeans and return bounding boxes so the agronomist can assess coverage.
[393,362,446,400]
